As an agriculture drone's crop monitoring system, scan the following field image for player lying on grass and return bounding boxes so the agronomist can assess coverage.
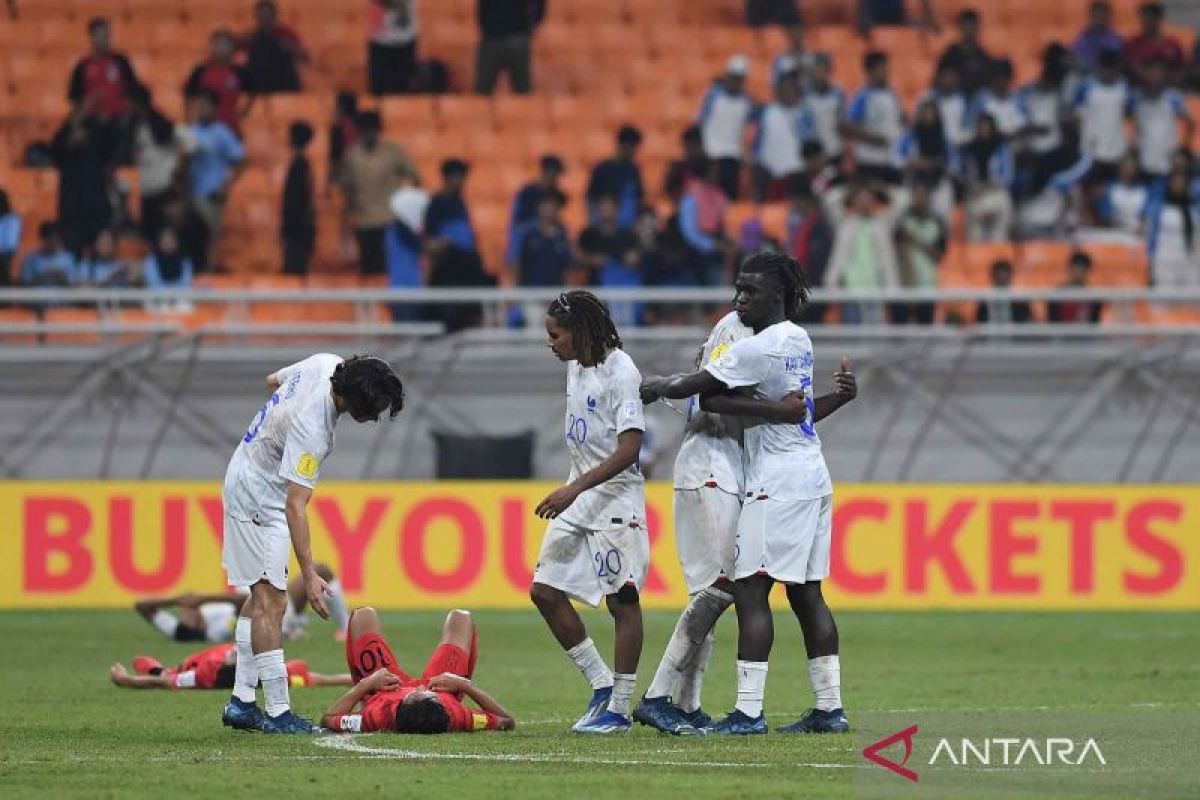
[531,291,650,734]
[133,563,351,644]
[321,607,515,734]
[110,644,351,690]
[222,353,404,734]
[640,252,850,735]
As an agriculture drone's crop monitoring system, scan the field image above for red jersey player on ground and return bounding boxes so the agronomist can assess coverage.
[322,607,516,734]
[109,644,351,691]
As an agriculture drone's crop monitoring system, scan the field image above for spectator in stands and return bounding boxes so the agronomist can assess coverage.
[162,196,211,274]
[770,24,813,89]
[185,89,245,271]
[1131,58,1194,183]
[578,192,638,288]
[892,180,947,325]
[475,0,545,95]
[1072,1,1124,72]
[338,111,420,276]
[385,186,429,315]
[745,0,800,28]
[937,9,993,97]
[803,54,844,171]
[697,56,756,199]
[970,59,1026,140]
[1146,169,1200,288]
[51,111,114,254]
[1049,251,1103,323]
[67,17,141,163]
[0,189,21,286]
[664,126,707,202]
[751,63,814,202]
[1073,49,1131,184]
[842,51,905,185]
[424,162,492,332]
[369,0,419,96]
[825,184,898,324]
[143,227,194,292]
[20,222,80,287]
[328,92,360,185]
[281,121,316,276]
[857,0,937,36]
[1016,45,1073,197]
[959,112,1014,241]
[240,0,308,94]
[185,30,255,138]
[676,159,731,286]
[586,126,645,228]
[1101,152,1150,237]
[130,86,188,242]
[510,154,565,236]
[787,184,833,323]
[83,229,135,287]
[1124,2,1186,84]
[895,99,953,214]
[924,64,970,150]
[637,206,686,289]
[509,190,571,287]
[976,259,1033,324]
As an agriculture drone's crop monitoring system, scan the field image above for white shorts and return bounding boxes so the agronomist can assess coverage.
[222,513,291,591]
[532,514,650,607]
[200,602,238,641]
[734,495,832,584]
[674,486,742,594]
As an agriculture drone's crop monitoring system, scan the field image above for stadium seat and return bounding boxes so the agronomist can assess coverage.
[964,242,1018,284]
[42,308,103,345]
[0,307,39,345]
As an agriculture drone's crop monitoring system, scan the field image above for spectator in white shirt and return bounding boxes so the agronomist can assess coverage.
[1147,169,1200,288]
[923,63,970,149]
[751,65,815,202]
[842,51,905,186]
[1015,44,1073,194]
[1101,152,1151,236]
[368,0,419,95]
[958,112,1015,241]
[803,53,845,167]
[969,59,1026,140]
[1129,57,1194,182]
[697,55,757,199]
[770,23,815,90]
[1072,48,1131,184]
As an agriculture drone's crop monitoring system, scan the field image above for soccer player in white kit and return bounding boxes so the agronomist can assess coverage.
[530,291,650,734]
[635,302,856,735]
[641,252,853,735]
[220,354,404,734]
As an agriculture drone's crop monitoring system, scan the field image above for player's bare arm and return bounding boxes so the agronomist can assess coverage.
[640,370,727,403]
[109,663,172,690]
[536,428,643,519]
[701,359,858,423]
[320,668,401,728]
[428,673,517,730]
[266,372,282,392]
[284,481,331,619]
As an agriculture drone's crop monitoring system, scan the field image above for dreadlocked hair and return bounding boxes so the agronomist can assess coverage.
[738,251,812,320]
[330,355,405,421]
[547,290,622,366]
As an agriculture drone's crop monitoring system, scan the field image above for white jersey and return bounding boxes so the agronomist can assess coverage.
[705,320,832,501]
[561,349,646,529]
[223,353,342,522]
[673,312,750,493]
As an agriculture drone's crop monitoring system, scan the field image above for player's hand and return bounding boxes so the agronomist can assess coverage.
[109,663,128,685]
[176,592,201,608]
[639,377,665,405]
[303,567,332,620]
[366,668,402,693]
[427,672,471,693]
[834,357,857,404]
[536,484,580,519]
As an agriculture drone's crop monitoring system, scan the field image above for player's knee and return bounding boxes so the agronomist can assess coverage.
[606,585,641,617]
[350,606,380,636]
[447,608,472,624]
[529,582,564,610]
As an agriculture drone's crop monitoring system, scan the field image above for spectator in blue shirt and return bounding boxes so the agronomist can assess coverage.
[586,126,644,228]
[509,190,571,287]
[143,228,194,290]
[0,189,21,286]
[83,228,135,286]
[1072,1,1124,72]
[185,88,245,269]
[21,222,81,287]
[509,154,564,260]
[425,158,476,253]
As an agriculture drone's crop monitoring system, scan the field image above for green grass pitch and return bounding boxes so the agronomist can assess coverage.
[1,609,1197,799]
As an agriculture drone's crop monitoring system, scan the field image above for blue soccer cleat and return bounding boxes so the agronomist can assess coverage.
[679,706,712,729]
[571,686,612,731]
[260,709,322,734]
[633,696,698,735]
[704,709,768,735]
[573,709,632,734]
[221,698,266,731]
[777,707,850,734]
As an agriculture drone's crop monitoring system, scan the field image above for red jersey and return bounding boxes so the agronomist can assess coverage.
[68,53,136,118]
[1124,35,1186,71]
[174,643,234,689]
[185,61,252,135]
[333,684,502,733]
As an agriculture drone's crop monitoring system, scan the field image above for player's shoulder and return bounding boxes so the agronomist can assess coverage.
[602,348,642,380]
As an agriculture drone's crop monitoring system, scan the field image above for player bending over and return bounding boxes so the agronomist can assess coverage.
[641,252,850,735]
[221,354,404,734]
[133,563,351,644]
[531,290,649,734]
[635,287,856,735]
[110,644,351,690]
[322,607,515,733]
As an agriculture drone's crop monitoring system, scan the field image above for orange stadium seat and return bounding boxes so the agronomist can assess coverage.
[42,308,103,345]
[1018,241,1073,286]
[1080,241,1149,287]
[964,242,1018,284]
[0,307,39,345]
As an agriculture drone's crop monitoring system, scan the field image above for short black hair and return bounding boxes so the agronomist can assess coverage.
[337,91,359,116]
[441,158,469,178]
[1069,250,1093,268]
[289,121,314,148]
[991,58,1014,80]
[738,251,812,320]
[864,51,888,71]
[330,355,405,421]
[617,125,643,146]
[88,17,109,34]
[548,290,622,366]
[958,9,980,24]
[1097,48,1122,69]
[357,110,382,132]
[393,697,451,734]
[540,154,565,173]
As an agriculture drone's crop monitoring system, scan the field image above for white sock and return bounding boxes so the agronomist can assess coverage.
[565,637,614,690]
[808,655,842,712]
[610,673,636,716]
[735,660,768,719]
[645,586,732,701]
[677,631,715,713]
[232,617,257,703]
[151,610,180,639]
[326,579,351,633]
[255,649,290,717]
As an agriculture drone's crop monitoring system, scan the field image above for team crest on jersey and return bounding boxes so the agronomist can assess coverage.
[296,453,319,479]
[709,343,731,362]
[587,395,597,410]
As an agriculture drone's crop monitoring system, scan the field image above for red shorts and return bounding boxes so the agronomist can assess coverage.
[346,625,478,687]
